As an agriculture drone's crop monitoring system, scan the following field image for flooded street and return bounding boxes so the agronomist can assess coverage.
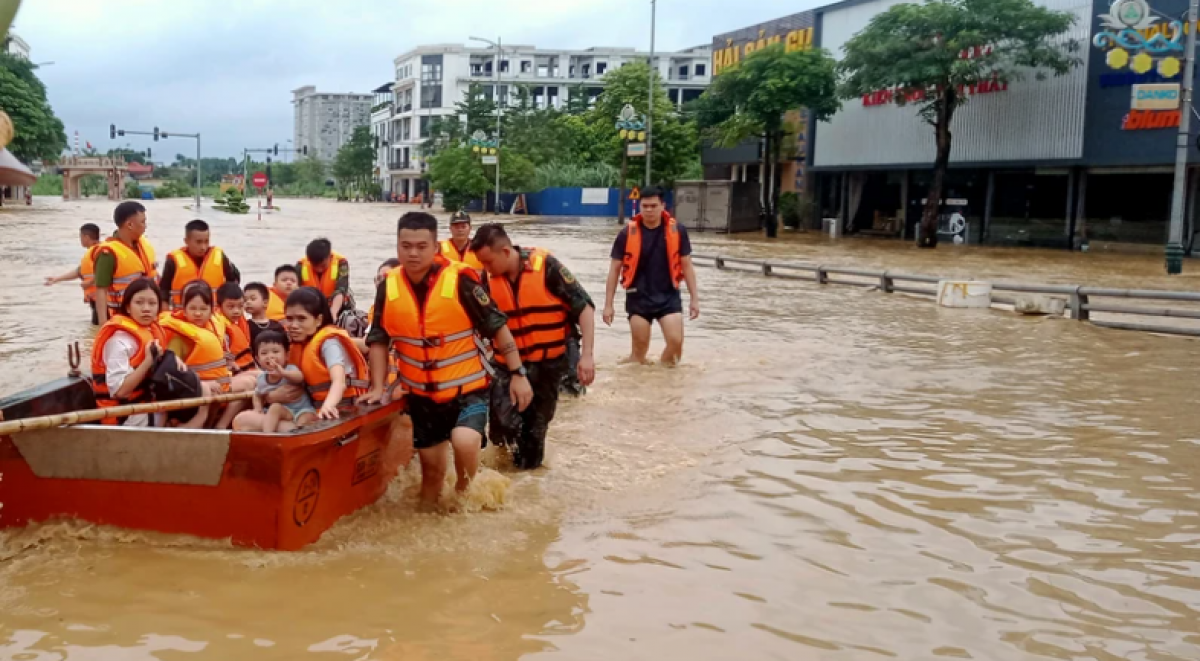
[1,198,1198,660]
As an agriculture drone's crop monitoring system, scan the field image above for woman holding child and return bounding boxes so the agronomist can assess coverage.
[233,286,369,431]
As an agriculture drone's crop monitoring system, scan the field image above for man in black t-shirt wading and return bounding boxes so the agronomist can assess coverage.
[603,187,700,365]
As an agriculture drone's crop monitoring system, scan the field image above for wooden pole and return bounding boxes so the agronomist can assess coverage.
[619,145,628,225]
[0,391,253,436]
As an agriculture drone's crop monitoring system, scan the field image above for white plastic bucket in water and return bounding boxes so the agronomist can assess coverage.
[936,280,993,308]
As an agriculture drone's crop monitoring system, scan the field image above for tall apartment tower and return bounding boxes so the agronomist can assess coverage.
[292,86,372,161]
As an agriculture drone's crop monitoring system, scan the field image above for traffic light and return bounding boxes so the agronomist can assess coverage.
[273,144,279,156]
[153,126,159,141]
[146,147,152,158]
[302,145,308,156]
[110,124,116,140]
[161,131,169,139]
[266,156,272,164]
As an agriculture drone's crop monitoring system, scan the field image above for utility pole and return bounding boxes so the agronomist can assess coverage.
[471,35,505,213]
[646,0,656,187]
[1167,0,1198,274]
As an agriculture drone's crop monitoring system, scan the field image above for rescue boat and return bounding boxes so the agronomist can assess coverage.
[0,376,412,551]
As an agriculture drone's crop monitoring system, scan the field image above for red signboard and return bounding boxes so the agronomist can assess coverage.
[252,172,268,188]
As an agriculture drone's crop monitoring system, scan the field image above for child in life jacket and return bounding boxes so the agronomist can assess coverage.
[244,330,317,433]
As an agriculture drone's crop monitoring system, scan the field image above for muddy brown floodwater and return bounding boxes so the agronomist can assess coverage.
[1,198,1198,660]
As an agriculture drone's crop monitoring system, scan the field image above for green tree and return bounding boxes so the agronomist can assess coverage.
[0,53,66,162]
[332,126,375,196]
[838,0,1078,247]
[588,60,697,186]
[702,44,840,236]
[295,154,327,187]
[427,146,491,212]
[492,149,535,192]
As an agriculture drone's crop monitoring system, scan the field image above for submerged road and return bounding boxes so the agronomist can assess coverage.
[1,198,1197,660]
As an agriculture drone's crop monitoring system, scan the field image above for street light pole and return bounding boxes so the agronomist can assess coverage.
[1167,0,1198,274]
[646,0,656,187]
[471,35,505,213]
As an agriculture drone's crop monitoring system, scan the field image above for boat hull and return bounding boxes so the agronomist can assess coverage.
[0,378,412,550]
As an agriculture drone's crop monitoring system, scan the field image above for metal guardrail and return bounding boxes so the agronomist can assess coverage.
[693,253,1200,338]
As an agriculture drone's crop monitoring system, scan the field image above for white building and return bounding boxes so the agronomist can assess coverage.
[292,86,372,162]
[4,32,31,60]
[373,43,712,199]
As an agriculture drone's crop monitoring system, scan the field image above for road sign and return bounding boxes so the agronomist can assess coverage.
[629,186,641,201]
[627,142,647,157]
[481,155,498,165]
[252,172,267,188]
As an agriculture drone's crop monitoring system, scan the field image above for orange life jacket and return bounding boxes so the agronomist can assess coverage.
[290,326,371,404]
[160,311,232,390]
[166,247,227,309]
[379,263,490,403]
[620,212,684,290]
[98,236,159,310]
[217,312,255,373]
[440,240,484,271]
[490,248,569,363]
[366,304,400,385]
[91,314,165,425]
[299,252,346,302]
[80,244,100,302]
[266,288,288,321]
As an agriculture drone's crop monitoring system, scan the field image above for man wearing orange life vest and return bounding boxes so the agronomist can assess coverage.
[159,219,241,310]
[92,201,159,327]
[471,223,596,469]
[43,223,103,324]
[603,186,699,366]
[439,211,484,273]
[361,212,533,506]
[298,238,354,321]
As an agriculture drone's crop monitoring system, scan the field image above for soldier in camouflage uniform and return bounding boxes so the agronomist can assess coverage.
[470,224,596,469]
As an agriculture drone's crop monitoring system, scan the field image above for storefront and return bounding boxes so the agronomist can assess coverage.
[811,0,1094,247]
[702,11,818,205]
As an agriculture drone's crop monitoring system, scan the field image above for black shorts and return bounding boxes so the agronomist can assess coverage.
[626,291,683,322]
[407,389,489,450]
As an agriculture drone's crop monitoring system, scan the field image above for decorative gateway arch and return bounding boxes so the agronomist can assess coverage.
[58,156,128,201]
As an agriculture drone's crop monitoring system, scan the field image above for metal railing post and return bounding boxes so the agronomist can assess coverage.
[762,261,773,276]
[1070,287,1090,321]
[880,270,894,293]
[816,266,828,285]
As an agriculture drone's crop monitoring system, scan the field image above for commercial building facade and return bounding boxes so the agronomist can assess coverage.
[292,86,372,162]
[377,42,713,199]
[703,0,1198,252]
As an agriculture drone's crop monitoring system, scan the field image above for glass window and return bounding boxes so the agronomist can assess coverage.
[419,116,430,138]
[695,63,707,76]
[521,61,532,73]
[596,62,607,75]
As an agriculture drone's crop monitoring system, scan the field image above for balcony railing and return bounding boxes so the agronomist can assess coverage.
[388,160,414,171]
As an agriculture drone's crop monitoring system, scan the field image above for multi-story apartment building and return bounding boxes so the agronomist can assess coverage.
[3,32,31,60]
[372,42,712,199]
[292,86,372,162]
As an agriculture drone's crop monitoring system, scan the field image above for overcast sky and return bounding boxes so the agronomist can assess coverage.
[12,0,817,159]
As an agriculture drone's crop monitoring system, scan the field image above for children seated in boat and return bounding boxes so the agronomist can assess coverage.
[90,278,205,428]
[242,282,286,345]
[283,287,370,420]
[248,330,317,433]
[266,265,300,321]
[159,280,250,429]
[216,282,257,392]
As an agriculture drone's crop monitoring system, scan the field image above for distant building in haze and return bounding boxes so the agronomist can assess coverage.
[292,86,372,162]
